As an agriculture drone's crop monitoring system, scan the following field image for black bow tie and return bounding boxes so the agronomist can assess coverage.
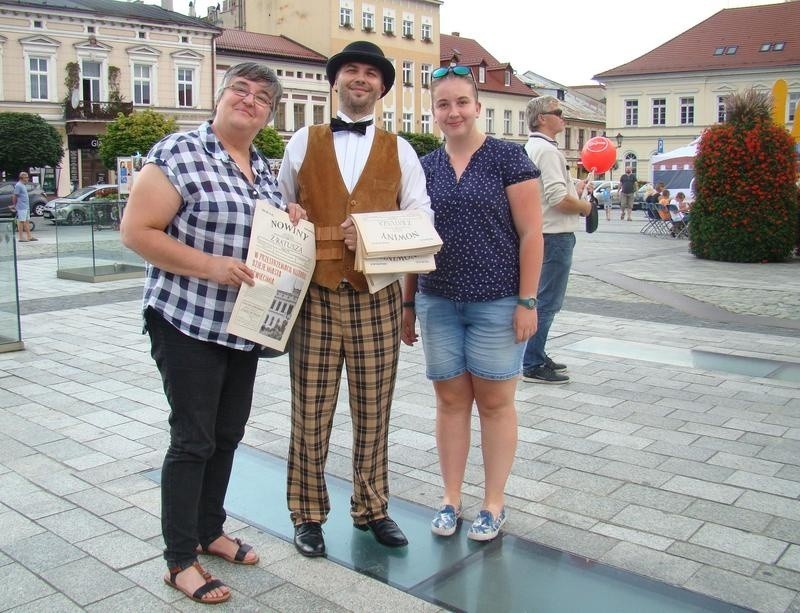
[330,117,372,135]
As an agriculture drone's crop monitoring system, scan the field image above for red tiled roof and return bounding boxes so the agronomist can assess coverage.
[216,30,327,64]
[440,33,533,97]
[595,2,800,79]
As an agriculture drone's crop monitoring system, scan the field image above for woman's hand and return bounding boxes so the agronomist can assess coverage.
[286,202,307,225]
[401,308,418,346]
[513,307,538,343]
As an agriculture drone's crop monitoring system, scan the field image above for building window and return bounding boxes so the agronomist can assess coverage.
[383,15,394,35]
[383,111,394,132]
[33,19,44,28]
[485,108,494,134]
[564,127,571,150]
[87,25,96,34]
[652,98,666,125]
[717,95,728,123]
[402,112,412,132]
[420,64,431,88]
[504,70,510,87]
[624,152,638,175]
[590,130,597,138]
[421,22,431,41]
[362,11,374,31]
[773,42,785,51]
[478,66,485,83]
[293,103,305,130]
[313,104,325,125]
[82,60,101,102]
[421,113,431,134]
[624,99,638,126]
[340,7,353,27]
[519,111,526,135]
[578,129,585,151]
[180,35,190,43]
[503,110,512,134]
[725,46,737,55]
[29,57,49,100]
[177,67,194,107]
[402,61,413,86]
[680,97,694,125]
[788,92,799,122]
[133,63,152,105]
[402,19,413,38]
[138,31,147,39]
[273,102,286,130]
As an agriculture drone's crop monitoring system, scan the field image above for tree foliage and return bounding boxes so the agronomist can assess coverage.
[398,131,442,157]
[98,109,178,169]
[253,126,285,158]
[0,112,64,177]
[691,89,798,262]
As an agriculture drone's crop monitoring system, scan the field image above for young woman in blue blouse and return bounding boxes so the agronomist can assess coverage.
[402,66,543,541]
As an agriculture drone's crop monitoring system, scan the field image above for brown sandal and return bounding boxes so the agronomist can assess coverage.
[163,562,230,604]
[199,534,259,565]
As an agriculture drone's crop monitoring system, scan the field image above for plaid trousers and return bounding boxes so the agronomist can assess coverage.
[287,281,401,525]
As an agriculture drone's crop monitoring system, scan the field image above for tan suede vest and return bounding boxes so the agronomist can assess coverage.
[297,125,402,291]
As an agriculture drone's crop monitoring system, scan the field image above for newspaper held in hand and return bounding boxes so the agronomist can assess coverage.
[349,210,442,293]
[226,200,316,352]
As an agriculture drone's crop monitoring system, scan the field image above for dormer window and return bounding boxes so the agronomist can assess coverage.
[504,70,511,86]
[725,46,737,55]
[478,65,485,83]
[760,43,771,52]
[714,47,724,55]
[774,42,785,51]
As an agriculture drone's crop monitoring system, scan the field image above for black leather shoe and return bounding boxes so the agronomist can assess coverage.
[294,522,325,557]
[354,517,408,547]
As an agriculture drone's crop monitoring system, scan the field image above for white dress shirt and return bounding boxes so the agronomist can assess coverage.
[278,112,432,221]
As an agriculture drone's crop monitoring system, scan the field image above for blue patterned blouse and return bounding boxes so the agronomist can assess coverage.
[419,136,539,302]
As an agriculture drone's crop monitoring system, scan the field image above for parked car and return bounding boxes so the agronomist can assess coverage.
[634,183,655,210]
[589,180,620,209]
[0,181,48,217]
[43,184,124,225]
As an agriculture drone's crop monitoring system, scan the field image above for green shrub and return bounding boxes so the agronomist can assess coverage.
[691,89,798,262]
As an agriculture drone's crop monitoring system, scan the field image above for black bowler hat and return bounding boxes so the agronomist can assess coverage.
[326,40,395,98]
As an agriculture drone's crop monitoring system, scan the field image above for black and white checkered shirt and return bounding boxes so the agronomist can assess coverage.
[142,120,284,350]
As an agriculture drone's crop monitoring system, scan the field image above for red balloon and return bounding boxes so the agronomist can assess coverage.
[581,137,618,174]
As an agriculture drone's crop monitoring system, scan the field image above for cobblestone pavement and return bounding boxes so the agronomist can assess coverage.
[2,215,800,611]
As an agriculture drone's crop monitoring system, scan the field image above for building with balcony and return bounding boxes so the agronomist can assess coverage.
[594,1,800,183]
[215,29,329,141]
[0,0,218,194]
[439,33,534,145]
[209,0,442,135]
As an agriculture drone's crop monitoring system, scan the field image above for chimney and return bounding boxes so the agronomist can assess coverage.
[188,0,195,17]
[451,32,459,37]
[161,0,173,11]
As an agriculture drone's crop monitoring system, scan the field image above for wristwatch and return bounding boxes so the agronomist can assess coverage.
[517,296,538,309]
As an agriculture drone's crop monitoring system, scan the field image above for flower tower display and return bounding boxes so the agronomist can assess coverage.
[691,89,798,262]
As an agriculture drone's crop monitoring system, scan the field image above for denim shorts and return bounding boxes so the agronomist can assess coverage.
[16,209,30,222]
[416,293,524,381]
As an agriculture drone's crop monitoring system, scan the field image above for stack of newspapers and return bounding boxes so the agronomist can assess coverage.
[350,209,443,293]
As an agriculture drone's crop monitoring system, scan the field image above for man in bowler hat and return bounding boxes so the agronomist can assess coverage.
[278,41,432,556]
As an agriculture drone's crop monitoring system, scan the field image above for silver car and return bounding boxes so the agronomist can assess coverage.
[43,184,123,225]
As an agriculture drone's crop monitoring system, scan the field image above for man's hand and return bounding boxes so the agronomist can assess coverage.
[341,217,357,252]
[286,202,307,225]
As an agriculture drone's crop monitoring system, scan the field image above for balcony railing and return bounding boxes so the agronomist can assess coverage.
[65,100,134,121]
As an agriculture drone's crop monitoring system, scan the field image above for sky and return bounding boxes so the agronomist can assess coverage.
[167,0,783,85]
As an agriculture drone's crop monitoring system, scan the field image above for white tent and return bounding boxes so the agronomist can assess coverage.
[651,137,700,200]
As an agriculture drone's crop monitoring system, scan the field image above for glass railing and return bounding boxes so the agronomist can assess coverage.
[0,219,23,351]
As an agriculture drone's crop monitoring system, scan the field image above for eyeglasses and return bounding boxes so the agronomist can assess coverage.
[540,109,564,118]
[225,82,273,108]
[432,65,473,80]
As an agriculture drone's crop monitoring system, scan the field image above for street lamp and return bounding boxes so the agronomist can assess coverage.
[611,132,624,180]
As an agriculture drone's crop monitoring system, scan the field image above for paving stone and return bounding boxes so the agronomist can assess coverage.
[0,509,46,546]
[609,483,694,513]
[708,451,783,476]
[41,556,134,606]
[37,508,116,544]
[595,461,670,488]
[0,563,56,609]
[534,418,598,438]
[630,426,699,446]
[600,542,701,586]
[594,445,664,468]
[779,545,800,572]
[2,531,86,573]
[77,530,161,569]
[73,458,151,485]
[662,475,743,504]
[736,490,800,521]
[526,521,617,561]
[256,582,349,612]
[578,415,641,434]
[690,523,788,564]
[667,541,760,577]
[7,592,85,612]
[657,457,735,483]
[541,467,623,496]
[65,488,131,516]
[684,499,772,533]
[642,440,715,462]
[537,433,606,455]
[586,430,654,450]
[755,564,800,592]
[764,517,800,545]
[541,488,628,521]
[590,522,673,551]
[537,448,610,472]
[692,436,762,457]
[724,470,800,499]
[755,439,800,466]
[724,418,788,437]
[685,566,796,613]
[83,585,174,612]
[329,576,440,612]
[610,504,703,540]
[266,554,362,597]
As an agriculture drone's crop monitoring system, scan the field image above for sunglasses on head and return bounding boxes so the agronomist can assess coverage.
[540,108,563,117]
[432,65,473,80]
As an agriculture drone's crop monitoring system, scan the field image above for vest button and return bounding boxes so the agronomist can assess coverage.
[350,200,357,207]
